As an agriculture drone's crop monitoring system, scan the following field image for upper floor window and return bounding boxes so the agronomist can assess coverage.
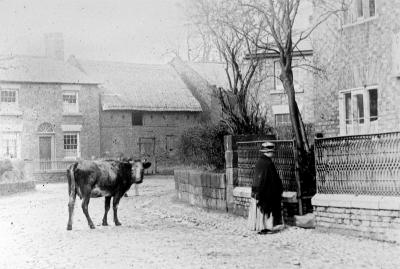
[273,59,303,93]
[132,111,143,126]
[0,87,19,109]
[63,91,79,114]
[340,86,378,135]
[343,0,376,25]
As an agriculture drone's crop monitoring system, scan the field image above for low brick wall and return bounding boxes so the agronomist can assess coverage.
[232,186,306,225]
[33,171,66,183]
[312,194,400,242]
[174,170,227,211]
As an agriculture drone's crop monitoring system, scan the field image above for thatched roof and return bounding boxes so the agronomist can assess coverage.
[70,57,202,112]
[0,55,98,84]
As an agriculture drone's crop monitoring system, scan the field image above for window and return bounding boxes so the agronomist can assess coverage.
[63,91,79,113]
[274,61,281,91]
[345,93,351,124]
[275,113,291,126]
[1,90,16,103]
[343,0,376,25]
[340,87,378,135]
[273,59,303,93]
[0,132,19,159]
[0,88,18,110]
[354,93,364,124]
[369,89,378,121]
[132,111,143,126]
[369,0,376,17]
[64,133,79,158]
[356,0,363,18]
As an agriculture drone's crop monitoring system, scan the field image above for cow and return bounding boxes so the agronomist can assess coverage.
[66,159,151,230]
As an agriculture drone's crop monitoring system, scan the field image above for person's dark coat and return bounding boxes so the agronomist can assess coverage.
[251,154,283,216]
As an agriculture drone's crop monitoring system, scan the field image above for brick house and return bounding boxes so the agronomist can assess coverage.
[242,43,314,139]
[312,0,398,136]
[259,48,314,133]
[0,55,100,166]
[68,57,203,172]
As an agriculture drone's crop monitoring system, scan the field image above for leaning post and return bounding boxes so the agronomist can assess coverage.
[224,135,238,213]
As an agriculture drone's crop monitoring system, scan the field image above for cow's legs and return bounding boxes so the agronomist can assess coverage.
[113,195,122,226]
[82,196,95,229]
[102,196,111,226]
[67,190,76,230]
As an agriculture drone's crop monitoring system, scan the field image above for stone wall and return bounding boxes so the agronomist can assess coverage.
[174,170,227,211]
[312,194,400,243]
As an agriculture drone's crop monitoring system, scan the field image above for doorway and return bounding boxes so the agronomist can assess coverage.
[39,136,53,170]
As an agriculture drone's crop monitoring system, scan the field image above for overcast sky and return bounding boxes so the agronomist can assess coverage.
[0,0,312,64]
[0,0,188,64]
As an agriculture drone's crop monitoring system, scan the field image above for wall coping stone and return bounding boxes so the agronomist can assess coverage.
[233,187,298,202]
[312,194,400,210]
[233,187,251,198]
[282,191,297,203]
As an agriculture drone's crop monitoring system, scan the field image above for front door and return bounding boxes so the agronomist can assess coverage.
[39,136,52,170]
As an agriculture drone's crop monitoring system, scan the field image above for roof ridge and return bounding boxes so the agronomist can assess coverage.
[75,57,168,68]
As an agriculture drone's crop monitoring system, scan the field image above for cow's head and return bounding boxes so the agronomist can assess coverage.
[118,160,134,183]
[131,159,151,184]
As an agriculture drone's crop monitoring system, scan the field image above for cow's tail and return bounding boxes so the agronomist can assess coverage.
[67,163,80,198]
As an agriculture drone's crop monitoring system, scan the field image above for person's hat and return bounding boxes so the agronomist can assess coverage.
[260,142,275,153]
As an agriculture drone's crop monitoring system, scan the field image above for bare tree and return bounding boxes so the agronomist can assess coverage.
[185,0,273,135]
[241,0,345,196]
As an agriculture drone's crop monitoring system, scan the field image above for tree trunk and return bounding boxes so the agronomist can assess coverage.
[281,73,305,152]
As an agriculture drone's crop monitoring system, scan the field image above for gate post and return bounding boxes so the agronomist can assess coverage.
[224,135,238,212]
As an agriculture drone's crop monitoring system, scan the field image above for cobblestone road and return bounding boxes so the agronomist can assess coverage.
[0,176,399,269]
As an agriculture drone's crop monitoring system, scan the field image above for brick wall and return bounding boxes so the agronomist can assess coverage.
[100,110,201,172]
[1,83,100,160]
[174,170,227,211]
[259,55,315,128]
[312,194,400,242]
[312,1,400,136]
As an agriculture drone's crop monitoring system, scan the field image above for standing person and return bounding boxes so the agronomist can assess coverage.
[248,141,283,234]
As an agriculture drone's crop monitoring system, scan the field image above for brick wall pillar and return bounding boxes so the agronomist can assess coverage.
[224,135,238,213]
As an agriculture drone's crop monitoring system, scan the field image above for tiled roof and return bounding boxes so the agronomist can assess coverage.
[71,58,202,112]
[0,55,98,84]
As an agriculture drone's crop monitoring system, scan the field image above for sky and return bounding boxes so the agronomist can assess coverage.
[0,0,189,64]
[0,0,313,64]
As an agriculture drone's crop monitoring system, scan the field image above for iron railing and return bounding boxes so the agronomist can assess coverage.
[314,132,400,196]
[237,140,297,192]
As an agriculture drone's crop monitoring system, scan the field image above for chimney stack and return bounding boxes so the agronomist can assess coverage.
[44,33,64,61]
